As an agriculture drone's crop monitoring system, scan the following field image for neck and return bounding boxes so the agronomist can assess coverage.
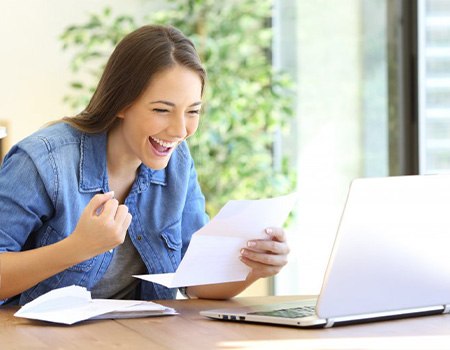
[107,124,141,174]
[106,124,141,203]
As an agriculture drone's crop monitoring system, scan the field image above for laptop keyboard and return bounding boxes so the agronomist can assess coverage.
[248,305,316,319]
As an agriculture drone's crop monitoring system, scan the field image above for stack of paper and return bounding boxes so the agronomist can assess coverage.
[14,285,176,325]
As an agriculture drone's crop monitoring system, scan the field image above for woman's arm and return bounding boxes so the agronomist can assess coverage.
[185,227,290,299]
[0,193,132,300]
[0,234,92,299]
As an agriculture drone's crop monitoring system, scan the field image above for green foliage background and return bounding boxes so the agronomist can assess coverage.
[61,0,296,216]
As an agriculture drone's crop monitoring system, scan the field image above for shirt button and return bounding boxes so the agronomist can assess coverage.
[109,249,113,253]
[137,235,142,241]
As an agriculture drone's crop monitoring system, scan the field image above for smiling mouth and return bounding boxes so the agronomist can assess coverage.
[149,136,178,155]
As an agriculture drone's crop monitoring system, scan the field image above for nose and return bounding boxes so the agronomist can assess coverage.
[167,112,188,139]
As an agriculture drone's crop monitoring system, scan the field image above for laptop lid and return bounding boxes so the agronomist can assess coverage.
[316,174,450,319]
[200,175,450,327]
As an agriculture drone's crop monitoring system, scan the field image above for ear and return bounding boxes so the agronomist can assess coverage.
[117,103,132,119]
[116,109,126,119]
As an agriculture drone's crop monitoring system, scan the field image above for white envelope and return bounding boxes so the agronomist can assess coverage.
[14,285,176,325]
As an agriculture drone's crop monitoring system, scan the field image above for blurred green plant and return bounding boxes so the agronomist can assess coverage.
[60,0,296,216]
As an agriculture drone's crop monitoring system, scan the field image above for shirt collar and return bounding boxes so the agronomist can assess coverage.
[79,132,108,193]
[79,132,167,193]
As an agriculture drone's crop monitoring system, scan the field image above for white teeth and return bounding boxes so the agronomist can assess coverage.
[150,137,178,148]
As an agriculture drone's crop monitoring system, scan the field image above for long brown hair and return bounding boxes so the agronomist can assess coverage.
[62,25,206,133]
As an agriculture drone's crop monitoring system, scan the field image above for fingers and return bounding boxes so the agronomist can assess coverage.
[239,252,286,280]
[114,204,133,230]
[96,202,131,248]
[101,198,120,218]
[264,227,286,242]
[240,255,282,276]
[88,192,115,216]
[245,227,289,255]
[91,193,132,228]
[239,227,290,279]
[87,193,133,241]
[246,239,290,255]
[122,212,133,232]
[240,247,288,267]
[73,193,133,258]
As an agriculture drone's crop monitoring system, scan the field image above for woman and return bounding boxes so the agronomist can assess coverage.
[0,25,289,305]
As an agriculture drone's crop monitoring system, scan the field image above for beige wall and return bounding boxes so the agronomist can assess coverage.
[0,0,156,153]
[0,0,271,297]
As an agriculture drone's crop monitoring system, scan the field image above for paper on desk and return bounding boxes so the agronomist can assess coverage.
[134,192,298,288]
[14,285,177,325]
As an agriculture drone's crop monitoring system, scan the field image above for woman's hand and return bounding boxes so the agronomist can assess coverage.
[71,192,132,259]
[240,227,290,280]
[183,227,290,300]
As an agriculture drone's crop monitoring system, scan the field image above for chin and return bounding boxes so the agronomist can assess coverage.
[144,159,170,171]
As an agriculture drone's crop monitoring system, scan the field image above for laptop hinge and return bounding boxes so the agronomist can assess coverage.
[443,305,450,314]
[324,318,335,328]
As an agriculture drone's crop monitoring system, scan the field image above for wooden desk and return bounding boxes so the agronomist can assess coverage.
[1,295,450,349]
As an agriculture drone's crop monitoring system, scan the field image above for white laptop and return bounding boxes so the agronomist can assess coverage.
[200,175,450,328]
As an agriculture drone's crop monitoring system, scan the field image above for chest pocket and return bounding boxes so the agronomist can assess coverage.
[160,220,183,269]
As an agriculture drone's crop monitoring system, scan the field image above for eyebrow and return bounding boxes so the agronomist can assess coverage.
[149,100,202,107]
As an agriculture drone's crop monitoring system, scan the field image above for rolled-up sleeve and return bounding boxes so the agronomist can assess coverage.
[0,145,54,252]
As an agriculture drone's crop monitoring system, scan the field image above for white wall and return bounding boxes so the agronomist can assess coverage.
[0,0,156,152]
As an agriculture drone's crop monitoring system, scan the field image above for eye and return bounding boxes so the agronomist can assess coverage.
[188,110,201,116]
[153,108,169,113]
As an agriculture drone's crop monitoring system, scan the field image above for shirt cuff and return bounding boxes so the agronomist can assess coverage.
[178,286,191,299]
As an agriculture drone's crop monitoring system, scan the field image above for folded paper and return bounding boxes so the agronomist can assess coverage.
[135,192,298,288]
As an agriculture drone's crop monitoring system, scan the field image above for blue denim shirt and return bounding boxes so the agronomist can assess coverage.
[0,123,208,305]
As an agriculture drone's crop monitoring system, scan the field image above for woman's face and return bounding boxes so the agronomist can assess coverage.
[115,64,202,170]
